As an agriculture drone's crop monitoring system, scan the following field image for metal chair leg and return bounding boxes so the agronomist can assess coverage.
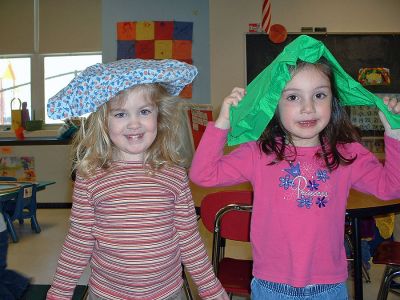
[345,233,371,283]
[182,269,193,300]
[81,285,89,300]
[377,266,400,300]
[362,262,371,283]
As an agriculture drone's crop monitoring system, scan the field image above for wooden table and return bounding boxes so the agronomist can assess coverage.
[347,190,400,300]
[190,181,400,300]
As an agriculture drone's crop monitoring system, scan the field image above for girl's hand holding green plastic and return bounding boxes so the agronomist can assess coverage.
[379,96,400,140]
[215,87,246,130]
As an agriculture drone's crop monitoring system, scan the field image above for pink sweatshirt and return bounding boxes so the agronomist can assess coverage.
[190,122,400,287]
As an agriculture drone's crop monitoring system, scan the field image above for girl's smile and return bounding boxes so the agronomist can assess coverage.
[124,133,145,141]
[297,120,318,127]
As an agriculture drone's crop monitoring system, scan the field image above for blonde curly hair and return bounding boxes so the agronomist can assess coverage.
[71,84,191,178]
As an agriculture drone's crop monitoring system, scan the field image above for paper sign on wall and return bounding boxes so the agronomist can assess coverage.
[185,104,213,150]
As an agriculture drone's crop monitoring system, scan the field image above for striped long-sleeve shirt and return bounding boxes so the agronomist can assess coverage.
[47,161,224,300]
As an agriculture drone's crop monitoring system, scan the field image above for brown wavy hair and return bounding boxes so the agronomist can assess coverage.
[71,84,191,178]
[258,59,361,171]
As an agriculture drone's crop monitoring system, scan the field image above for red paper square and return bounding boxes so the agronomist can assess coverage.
[155,21,174,40]
[135,40,155,59]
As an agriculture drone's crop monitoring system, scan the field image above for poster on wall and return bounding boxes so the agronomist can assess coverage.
[358,67,391,86]
[350,93,400,134]
[349,93,400,153]
[184,104,213,150]
[0,156,36,181]
[117,20,194,98]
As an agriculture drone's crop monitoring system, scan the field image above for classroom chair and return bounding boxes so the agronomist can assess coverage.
[3,182,41,242]
[344,216,371,283]
[182,268,194,300]
[70,273,192,299]
[200,190,253,298]
[372,240,400,300]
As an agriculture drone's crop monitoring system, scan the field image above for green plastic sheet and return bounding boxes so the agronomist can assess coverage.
[228,34,400,146]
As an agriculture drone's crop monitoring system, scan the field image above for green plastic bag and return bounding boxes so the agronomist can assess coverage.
[228,35,400,146]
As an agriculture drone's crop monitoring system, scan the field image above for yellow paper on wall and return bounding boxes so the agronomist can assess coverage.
[136,21,155,40]
[155,40,172,59]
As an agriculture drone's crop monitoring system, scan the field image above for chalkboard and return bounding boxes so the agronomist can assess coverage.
[246,33,400,93]
[246,33,400,139]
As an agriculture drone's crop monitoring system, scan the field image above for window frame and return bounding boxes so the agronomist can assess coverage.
[0,51,102,129]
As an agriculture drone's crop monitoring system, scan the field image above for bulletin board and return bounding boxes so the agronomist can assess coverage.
[245,33,400,135]
[116,20,194,98]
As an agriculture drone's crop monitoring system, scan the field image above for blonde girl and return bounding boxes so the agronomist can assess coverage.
[46,59,229,300]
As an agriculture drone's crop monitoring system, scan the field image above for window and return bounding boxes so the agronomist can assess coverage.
[0,57,31,125]
[0,0,101,127]
[0,54,102,126]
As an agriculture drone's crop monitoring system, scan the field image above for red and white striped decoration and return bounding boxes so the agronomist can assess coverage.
[261,0,271,34]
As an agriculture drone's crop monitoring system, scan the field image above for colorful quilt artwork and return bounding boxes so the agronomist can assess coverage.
[0,156,36,181]
[117,21,194,98]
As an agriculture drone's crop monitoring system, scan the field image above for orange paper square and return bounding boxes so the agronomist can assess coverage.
[117,22,136,40]
[136,21,155,40]
[172,40,192,60]
[155,40,173,59]
[179,84,193,99]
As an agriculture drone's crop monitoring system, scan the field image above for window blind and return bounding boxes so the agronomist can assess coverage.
[0,0,101,55]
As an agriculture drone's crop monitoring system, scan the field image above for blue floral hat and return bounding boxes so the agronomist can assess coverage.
[47,59,198,119]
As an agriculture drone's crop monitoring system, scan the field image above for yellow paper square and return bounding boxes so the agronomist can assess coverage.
[155,40,173,59]
[136,21,155,40]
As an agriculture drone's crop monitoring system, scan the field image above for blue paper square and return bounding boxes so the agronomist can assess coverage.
[173,22,193,40]
[117,40,135,60]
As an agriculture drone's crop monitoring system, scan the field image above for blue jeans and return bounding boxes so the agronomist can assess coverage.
[251,278,348,300]
[0,230,30,300]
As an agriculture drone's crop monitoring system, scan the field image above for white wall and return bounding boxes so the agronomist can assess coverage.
[209,0,400,115]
